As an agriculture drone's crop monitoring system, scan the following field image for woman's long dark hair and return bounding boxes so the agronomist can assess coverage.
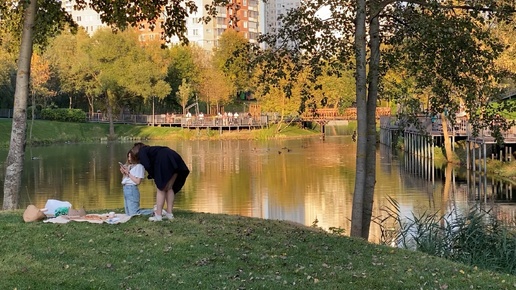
[131,142,148,161]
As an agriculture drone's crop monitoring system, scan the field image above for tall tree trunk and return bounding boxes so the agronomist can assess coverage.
[29,90,35,142]
[440,164,453,228]
[87,94,94,115]
[350,0,368,237]
[441,112,453,162]
[362,14,381,240]
[106,92,115,139]
[107,105,115,139]
[3,0,37,210]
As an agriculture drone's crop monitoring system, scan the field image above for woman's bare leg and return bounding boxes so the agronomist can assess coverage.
[155,188,166,216]
[165,174,178,214]
[165,189,174,214]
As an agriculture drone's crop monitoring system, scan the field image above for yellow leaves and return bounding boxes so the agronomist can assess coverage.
[30,53,53,97]
[31,53,49,76]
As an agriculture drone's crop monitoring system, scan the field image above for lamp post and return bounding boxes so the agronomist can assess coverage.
[152,96,155,126]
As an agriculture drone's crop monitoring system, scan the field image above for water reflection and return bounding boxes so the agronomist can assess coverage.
[0,137,515,242]
[397,149,516,229]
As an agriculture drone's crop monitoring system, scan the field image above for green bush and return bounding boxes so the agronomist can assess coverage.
[40,108,87,122]
[27,104,43,119]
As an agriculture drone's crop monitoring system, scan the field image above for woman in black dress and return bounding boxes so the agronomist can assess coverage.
[130,142,190,221]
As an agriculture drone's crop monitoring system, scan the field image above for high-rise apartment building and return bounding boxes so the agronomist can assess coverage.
[60,1,260,50]
[262,0,301,36]
[169,0,261,51]
[61,0,105,36]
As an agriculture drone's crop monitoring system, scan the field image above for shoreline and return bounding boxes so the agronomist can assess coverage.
[0,119,326,148]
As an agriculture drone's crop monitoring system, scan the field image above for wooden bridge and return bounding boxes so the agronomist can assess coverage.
[379,115,516,178]
[88,112,268,130]
[380,115,516,145]
[301,107,391,121]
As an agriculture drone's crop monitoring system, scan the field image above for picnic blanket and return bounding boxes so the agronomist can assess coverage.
[44,213,132,224]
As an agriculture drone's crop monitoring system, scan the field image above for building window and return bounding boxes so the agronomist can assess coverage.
[77,16,81,22]
[193,29,199,36]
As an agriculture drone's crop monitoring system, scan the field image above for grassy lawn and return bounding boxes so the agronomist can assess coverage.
[0,119,321,147]
[1,209,515,289]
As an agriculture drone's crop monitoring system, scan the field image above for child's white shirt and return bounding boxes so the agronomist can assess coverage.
[121,164,145,185]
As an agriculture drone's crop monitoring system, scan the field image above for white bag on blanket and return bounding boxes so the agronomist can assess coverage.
[43,199,72,217]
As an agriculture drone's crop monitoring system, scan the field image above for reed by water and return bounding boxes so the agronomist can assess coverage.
[379,197,516,275]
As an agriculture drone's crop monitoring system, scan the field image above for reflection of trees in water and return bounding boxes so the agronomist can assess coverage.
[398,152,516,226]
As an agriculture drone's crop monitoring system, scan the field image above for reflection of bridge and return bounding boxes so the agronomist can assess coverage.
[396,151,516,227]
[380,115,516,177]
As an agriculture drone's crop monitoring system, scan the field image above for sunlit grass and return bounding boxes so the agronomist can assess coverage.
[1,209,515,289]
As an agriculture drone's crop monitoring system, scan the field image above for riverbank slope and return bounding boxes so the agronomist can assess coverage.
[0,209,514,289]
[0,119,320,147]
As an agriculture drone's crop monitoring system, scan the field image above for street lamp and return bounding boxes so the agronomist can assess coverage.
[152,96,155,126]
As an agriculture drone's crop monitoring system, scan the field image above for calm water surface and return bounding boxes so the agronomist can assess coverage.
[1,137,515,241]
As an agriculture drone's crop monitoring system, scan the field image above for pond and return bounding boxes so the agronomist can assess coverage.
[1,137,515,242]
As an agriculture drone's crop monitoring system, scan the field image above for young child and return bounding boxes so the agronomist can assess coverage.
[120,150,150,216]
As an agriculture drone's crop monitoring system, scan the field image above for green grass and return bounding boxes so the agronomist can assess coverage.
[0,119,321,147]
[1,210,515,289]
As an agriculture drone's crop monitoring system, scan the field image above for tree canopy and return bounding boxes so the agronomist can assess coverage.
[256,0,516,239]
[1,0,226,210]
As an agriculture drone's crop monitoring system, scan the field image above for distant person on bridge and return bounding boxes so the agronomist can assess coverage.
[198,112,204,125]
[186,111,192,125]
